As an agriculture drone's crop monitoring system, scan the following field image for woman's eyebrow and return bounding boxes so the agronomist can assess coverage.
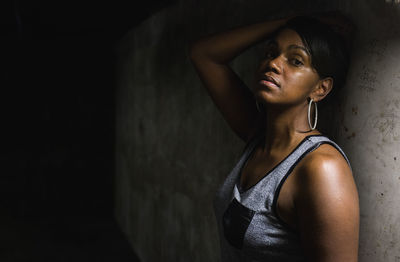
[266,40,310,55]
[265,39,278,47]
[287,44,310,57]
[265,40,311,60]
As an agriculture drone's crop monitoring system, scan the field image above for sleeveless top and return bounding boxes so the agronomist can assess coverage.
[213,133,352,262]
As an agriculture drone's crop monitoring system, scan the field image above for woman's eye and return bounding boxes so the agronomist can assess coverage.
[264,45,278,59]
[291,58,303,66]
[265,51,274,58]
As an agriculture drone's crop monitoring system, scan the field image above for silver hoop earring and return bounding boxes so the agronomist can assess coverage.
[308,98,318,130]
[255,100,261,112]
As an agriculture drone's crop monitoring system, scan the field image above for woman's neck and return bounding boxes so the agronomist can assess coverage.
[259,103,321,155]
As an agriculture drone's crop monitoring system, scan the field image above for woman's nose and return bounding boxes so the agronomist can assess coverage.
[266,55,282,74]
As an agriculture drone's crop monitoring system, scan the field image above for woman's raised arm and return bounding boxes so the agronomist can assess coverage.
[188,17,289,143]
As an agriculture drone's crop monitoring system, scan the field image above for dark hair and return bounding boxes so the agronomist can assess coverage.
[271,16,352,100]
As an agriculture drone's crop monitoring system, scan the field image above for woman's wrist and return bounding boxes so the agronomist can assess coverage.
[190,16,292,64]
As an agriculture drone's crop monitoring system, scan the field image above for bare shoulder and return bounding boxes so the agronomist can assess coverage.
[298,143,354,182]
[295,142,358,211]
[293,143,360,262]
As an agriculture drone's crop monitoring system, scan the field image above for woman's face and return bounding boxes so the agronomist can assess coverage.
[252,28,321,107]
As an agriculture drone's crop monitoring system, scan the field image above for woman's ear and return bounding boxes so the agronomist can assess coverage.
[313,77,333,102]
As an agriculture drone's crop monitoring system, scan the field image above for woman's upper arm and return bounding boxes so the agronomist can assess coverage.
[295,154,360,262]
[189,46,261,143]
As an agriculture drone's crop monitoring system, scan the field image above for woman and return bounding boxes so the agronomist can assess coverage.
[189,13,359,262]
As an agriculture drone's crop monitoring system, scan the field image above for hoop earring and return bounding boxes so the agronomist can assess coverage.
[308,98,318,130]
[255,100,262,113]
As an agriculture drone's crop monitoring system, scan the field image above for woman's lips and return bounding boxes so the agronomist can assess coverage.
[259,79,279,88]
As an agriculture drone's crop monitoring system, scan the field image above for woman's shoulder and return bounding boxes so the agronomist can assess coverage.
[294,141,355,196]
[293,137,359,262]
[300,141,352,177]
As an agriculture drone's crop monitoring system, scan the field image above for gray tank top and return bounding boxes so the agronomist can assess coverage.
[213,133,352,262]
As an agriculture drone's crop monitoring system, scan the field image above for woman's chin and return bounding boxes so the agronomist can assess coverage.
[254,89,277,101]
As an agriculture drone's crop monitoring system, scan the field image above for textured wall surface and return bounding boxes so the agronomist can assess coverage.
[335,1,400,261]
[114,0,400,261]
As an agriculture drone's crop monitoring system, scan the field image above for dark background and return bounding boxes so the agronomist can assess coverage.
[1,0,176,261]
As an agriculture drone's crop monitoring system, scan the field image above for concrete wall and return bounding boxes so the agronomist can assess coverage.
[114,0,400,261]
[335,2,400,261]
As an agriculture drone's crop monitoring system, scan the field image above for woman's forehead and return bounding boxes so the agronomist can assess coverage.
[271,28,304,48]
[269,28,310,56]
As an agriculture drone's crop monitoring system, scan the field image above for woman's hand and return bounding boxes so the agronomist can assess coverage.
[311,11,355,36]
[287,10,356,51]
